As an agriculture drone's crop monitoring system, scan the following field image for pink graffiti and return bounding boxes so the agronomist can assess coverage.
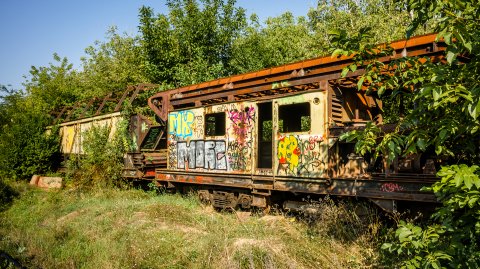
[380,183,404,193]
[228,105,255,140]
[307,135,324,150]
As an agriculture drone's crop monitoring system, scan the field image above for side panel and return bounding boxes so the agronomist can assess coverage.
[167,102,256,174]
[224,102,256,173]
[57,112,123,155]
[274,91,329,178]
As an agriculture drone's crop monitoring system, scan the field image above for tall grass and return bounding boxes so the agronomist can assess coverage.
[0,185,381,268]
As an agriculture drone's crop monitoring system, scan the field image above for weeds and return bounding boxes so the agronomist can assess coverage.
[0,186,381,268]
[301,197,382,244]
[64,123,130,190]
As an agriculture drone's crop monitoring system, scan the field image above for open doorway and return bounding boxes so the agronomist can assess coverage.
[257,102,272,169]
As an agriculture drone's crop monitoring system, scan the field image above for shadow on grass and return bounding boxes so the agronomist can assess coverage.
[0,250,25,269]
[0,180,18,212]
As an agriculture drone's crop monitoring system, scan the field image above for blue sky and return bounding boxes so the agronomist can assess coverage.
[0,0,316,90]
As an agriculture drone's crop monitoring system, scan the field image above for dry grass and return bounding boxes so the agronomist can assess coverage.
[0,184,381,268]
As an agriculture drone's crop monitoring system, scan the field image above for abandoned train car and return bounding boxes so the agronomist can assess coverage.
[51,34,447,212]
[123,33,446,212]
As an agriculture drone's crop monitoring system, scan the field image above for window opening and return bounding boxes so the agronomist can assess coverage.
[205,112,226,136]
[278,102,311,133]
[141,126,161,150]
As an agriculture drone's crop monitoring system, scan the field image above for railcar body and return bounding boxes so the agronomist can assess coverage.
[129,33,446,212]
[145,86,436,212]
[50,34,447,212]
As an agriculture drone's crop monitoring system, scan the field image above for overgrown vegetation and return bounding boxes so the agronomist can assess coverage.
[1,0,479,268]
[64,124,128,190]
[381,165,480,268]
[335,0,480,267]
[0,86,60,181]
[0,186,381,268]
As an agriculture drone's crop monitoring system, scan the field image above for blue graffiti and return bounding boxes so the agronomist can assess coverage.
[168,111,195,138]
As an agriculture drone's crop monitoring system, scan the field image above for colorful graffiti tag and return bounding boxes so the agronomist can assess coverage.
[380,183,404,192]
[168,110,195,138]
[177,140,227,170]
[278,135,300,172]
[226,105,255,171]
[227,105,255,141]
[277,135,325,176]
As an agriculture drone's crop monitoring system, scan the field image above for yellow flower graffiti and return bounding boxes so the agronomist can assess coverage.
[278,135,301,171]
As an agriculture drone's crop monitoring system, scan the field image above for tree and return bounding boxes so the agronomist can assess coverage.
[308,0,429,50]
[230,12,318,74]
[23,54,81,113]
[138,0,247,87]
[0,86,59,180]
[79,27,149,99]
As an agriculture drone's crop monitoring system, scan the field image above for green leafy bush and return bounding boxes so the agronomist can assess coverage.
[65,122,129,189]
[382,165,480,268]
[0,87,60,180]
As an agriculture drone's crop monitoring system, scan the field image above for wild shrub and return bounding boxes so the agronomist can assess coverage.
[65,122,129,189]
[381,165,480,268]
[0,87,61,180]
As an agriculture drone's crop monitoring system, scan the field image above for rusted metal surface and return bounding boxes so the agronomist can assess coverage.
[50,83,157,124]
[154,170,436,203]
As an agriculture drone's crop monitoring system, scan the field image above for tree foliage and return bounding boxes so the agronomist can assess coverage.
[332,0,479,267]
[382,165,480,268]
[0,86,60,180]
[309,0,428,50]
[335,0,479,164]
[138,0,247,86]
[79,27,148,99]
[230,13,317,74]
[23,54,81,113]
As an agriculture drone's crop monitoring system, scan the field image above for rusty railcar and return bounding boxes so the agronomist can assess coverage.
[119,33,447,212]
[48,84,167,167]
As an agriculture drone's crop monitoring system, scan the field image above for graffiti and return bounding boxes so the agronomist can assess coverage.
[308,136,324,150]
[227,140,250,170]
[277,135,326,177]
[380,183,404,193]
[272,80,290,89]
[191,116,204,137]
[226,104,256,171]
[168,110,195,138]
[216,104,229,112]
[278,135,300,172]
[228,105,255,142]
[177,140,227,170]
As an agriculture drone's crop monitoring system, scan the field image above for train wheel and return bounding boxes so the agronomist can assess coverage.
[197,190,212,205]
[238,194,253,209]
